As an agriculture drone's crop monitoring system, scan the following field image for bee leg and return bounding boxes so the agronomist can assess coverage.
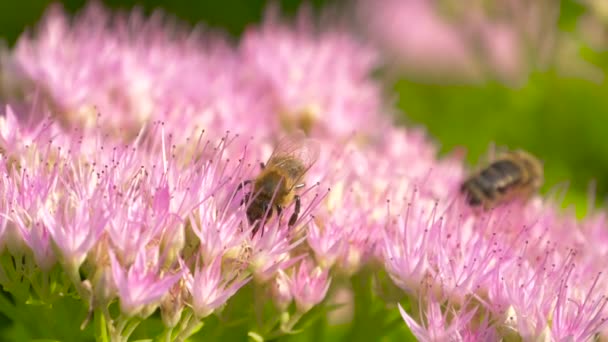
[295,183,305,189]
[260,162,265,170]
[240,191,252,206]
[236,180,252,203]
[235,180,253,206]
[276,205,283,217]
[288,195,301,227]
[251,221,261,237]
[236,179,252,191]
[258,203,273,237]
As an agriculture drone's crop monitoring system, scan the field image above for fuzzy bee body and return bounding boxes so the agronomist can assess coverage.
[239,132,319,236]
[461,150,543,209]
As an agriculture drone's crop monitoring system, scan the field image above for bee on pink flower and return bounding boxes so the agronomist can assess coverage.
[237,131,319,237]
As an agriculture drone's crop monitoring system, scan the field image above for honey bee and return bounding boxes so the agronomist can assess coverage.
[460,149,543,209]
[237,132,319,236]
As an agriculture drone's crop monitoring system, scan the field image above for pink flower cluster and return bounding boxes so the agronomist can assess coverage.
[10,3,383,144]
[0,106,329,337]
[357,0,559,84]
[0,3,606,341]
[386,193,608,340]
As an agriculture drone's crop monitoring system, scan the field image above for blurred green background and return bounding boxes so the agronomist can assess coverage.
[1,0,607,217]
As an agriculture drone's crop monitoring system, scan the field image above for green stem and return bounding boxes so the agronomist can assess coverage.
[175,310,193,337]
[163,326,174,342]
[253,283,265,329]
[40,269,50,299]
[282,310,304,332]
[174,313,203,342]
[122,317,142,341]
[344,270,373,342]
[26,270,44,301]
[94,309,110,342]
[265,311,305,340]
[64,261,87,299]
[3,253,30,302]
[103,306,117,339]
[112,313,129,342]
[262,310,304,340]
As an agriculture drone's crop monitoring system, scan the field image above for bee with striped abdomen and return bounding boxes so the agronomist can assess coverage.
[237,132,319,236]
[460,149,543,210]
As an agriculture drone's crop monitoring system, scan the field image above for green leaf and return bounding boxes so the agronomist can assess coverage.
[291,303,344,332]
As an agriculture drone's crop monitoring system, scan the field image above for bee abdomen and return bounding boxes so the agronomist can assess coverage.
[485,160,523,190]
[461,178,493,206]
[461,159,523,207]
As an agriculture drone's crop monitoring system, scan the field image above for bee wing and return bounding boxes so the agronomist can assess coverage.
[473,143,508,172]
[266,131,320,181]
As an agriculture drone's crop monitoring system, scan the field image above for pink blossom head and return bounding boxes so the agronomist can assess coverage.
[287,258,331,313]
[110,248,183,317]
[308,127,464,275]
[357,0,559,83]
[270,270,293,311]
[399,296,479,341]
[11,3,269,141]
[186,257,250,319]
[240,5,386,140]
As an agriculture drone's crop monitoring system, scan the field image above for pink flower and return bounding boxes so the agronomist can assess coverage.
[188,199,248,263]
[429,207,502,301]
[0,108,65,262]
[359,0,480,79]
[270,270,293,311]
[39,184,108,269]
[382,199,434,295]
[306,219,343,269]
[399,297,478,341]
[483,234,608,340]
[239,5,385,139]
[287,258,331,313]
[11,4,268,141]
[160,281,187,328]
[357,0,558,83]
[12,214,55,271]
[0,105,62,156]
[186,257,251,319]
[307,145,385,275]
[110,248,182,317]
[310,127,463,276]
[9,2,391,145]
[578,211,608,264]
[0,195,8,253]
[460,316,499,342]
[551,270,608,341]
[248,218,306,283]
